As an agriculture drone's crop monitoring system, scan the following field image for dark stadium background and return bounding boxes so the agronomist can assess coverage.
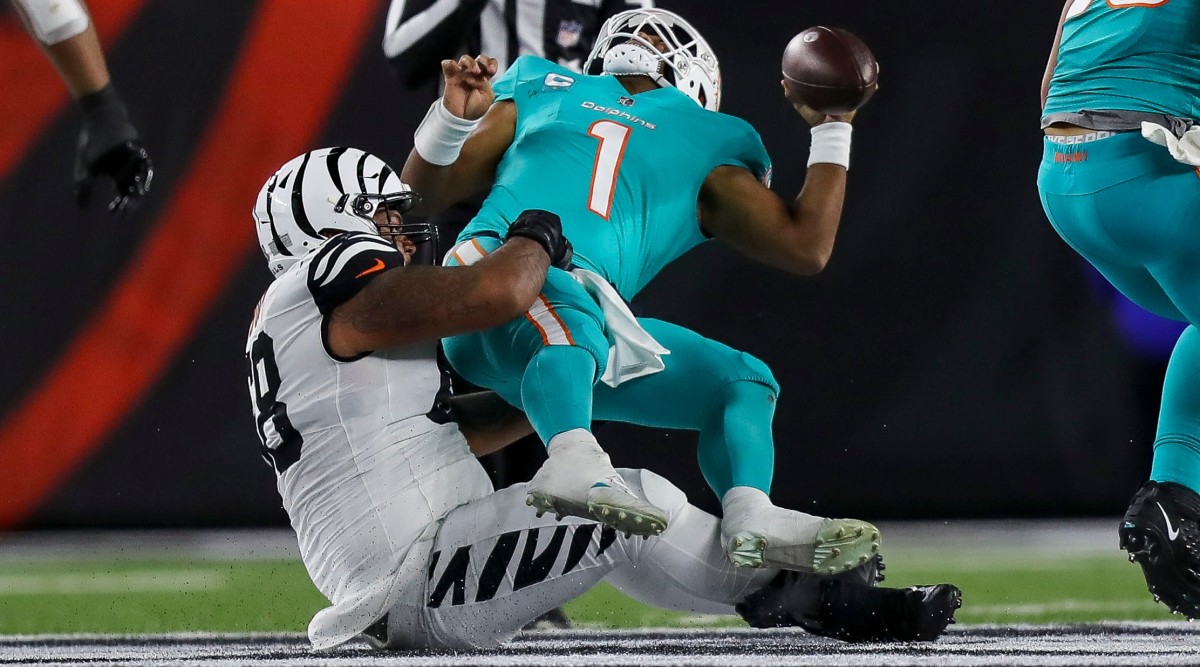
[0,0,1165,529]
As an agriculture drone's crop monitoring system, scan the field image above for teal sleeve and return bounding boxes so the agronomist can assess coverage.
[491,57,523,103]
[718,118,774,186]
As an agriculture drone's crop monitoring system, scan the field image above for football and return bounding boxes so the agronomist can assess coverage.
[781,26,879,115]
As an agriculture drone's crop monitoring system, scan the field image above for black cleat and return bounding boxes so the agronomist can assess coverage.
[1120,480,1200,618]
[810,580,962,642]
[361,614,389,648]
[737,555,959,642]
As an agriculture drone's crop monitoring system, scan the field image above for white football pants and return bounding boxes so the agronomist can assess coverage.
[381,468,782,650]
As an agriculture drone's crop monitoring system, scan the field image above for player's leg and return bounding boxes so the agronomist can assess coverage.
[1114,169,1200,618]
[1041,133,1200,617]
[379,469,776,650]
[443,238,667,536]
[592,319,879,574]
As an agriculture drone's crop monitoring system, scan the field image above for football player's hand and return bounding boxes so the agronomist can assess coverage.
[506,209,574,270]
[441,54,498,121]
[74,85,154,214]
[75,139,154,214]
[782,81,856,126]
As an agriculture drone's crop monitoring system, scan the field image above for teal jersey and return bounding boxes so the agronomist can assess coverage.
[1044,0,1200,120]
[460,56,772,299]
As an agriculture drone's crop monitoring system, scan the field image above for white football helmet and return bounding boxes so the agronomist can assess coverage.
[584,8,721,111]
[252,147,428,277]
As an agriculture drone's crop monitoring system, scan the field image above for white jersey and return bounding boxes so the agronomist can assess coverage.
[245,232,492,649]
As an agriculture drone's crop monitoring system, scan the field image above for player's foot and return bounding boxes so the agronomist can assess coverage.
[720,486,880,573]
[1120,480,1200,619]
[526,429,667,538]
[736,565,961,642]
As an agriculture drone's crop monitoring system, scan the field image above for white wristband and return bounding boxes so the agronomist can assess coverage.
[807,121,853,170]
[413,98,480,166]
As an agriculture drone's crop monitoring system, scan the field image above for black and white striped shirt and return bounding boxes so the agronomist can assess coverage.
[382,0,652,88]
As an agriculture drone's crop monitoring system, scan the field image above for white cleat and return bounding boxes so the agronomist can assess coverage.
[720,486,880,574]
[526,429,667,538]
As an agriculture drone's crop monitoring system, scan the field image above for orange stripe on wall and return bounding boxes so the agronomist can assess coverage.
[0,0,145,180]
[0,0,381,529]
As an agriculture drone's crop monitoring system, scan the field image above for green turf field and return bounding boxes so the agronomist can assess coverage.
[0,542,1179,635]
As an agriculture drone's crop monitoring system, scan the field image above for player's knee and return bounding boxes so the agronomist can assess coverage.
[529,342,608,381]
[722,351,779,397]
[734,352,782,393]
[616,467,689,520]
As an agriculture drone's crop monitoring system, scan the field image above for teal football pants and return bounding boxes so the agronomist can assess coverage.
[442,237,780,498]
[1038,132,1200,492]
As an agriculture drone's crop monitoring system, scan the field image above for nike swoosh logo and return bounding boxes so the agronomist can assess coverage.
[355,258,386,279]
[1158,502,1180,541]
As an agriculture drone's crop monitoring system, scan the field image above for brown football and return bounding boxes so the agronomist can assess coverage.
[782,26,879,115]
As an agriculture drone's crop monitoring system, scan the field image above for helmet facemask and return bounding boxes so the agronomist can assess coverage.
[336,191,440,266]
[584,8,721,111]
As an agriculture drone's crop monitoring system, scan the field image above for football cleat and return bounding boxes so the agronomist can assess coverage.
[527,431,667,538]
[811,580,962,642]
[721,492,880,573]
[1119,480,1200,619]
[736,563,961,643]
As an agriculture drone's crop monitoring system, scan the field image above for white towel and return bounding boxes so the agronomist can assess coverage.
[1142,122,1200,167]
[570,268,670,387]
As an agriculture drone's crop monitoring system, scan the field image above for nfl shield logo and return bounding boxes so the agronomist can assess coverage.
[618,96,634,107]
[557,20,583,48]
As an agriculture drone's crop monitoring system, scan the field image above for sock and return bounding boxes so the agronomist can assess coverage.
[722,486,771,515]
[521,346,598,443]
[698,380,777,497]
[1150,326,1200,494]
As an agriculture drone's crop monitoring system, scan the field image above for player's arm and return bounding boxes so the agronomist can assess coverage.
[326,210,572,357]
[700,109,852,276]
[401,55,516,214]
[327,237,546,356]
[1042,0,1075,109]
[10,0,153,212]
[10,0,105,96]
[382,0,488,89]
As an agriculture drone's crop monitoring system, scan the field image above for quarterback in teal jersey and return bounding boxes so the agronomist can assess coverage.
[403,8,879,575]
[1040,0,1200,617]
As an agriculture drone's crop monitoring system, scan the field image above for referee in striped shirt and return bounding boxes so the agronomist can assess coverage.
[383,0,652,88]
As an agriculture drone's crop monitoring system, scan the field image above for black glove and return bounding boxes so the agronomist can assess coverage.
[505,209,573,270]
[74,84,154,214]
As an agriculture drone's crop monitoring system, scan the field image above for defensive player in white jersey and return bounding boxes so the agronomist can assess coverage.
[246,146,960,650]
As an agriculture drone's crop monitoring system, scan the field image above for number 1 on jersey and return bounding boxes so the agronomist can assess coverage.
[586,120,632,219]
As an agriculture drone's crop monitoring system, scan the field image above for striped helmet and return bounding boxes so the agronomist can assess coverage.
[253,147,425,277]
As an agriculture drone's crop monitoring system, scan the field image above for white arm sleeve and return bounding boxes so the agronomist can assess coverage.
[12,0,89,45]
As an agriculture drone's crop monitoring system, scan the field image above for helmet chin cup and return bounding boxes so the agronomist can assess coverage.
[603,42,663,77]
